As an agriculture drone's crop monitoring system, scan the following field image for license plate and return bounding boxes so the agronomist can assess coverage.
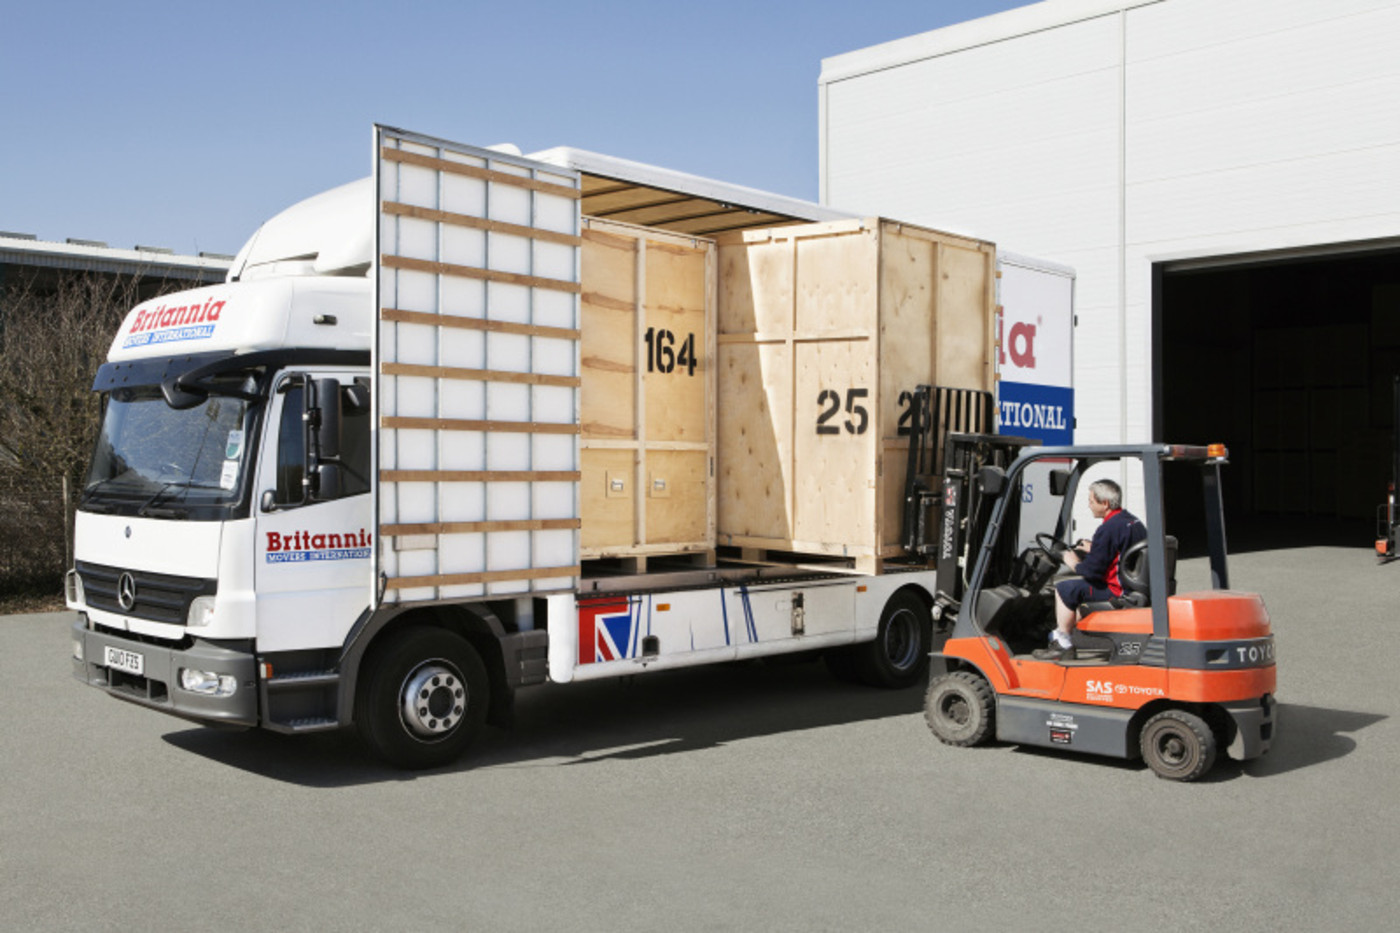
[104,646,145,677]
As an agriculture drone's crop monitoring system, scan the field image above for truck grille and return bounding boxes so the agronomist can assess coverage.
[76,561,216,626]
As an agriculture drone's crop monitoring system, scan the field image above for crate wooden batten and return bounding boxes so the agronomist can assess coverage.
[579,216,717,568]
[713,217,997,575]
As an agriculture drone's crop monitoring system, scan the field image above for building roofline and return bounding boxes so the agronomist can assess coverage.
[0,234,230,280]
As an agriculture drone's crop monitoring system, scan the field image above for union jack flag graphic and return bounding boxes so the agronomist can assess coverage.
[577,597,640,665]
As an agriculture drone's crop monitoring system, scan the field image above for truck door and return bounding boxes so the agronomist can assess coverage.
[373,126,582,609]
[253,370,373,652]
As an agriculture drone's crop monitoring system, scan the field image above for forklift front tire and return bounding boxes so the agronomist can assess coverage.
[925,670,995,747]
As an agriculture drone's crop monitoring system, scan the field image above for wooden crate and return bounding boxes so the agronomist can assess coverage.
[579,217,716,564]
[714,218,996,573]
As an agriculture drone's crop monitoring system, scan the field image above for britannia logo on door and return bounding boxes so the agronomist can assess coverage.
[265,529,372,563]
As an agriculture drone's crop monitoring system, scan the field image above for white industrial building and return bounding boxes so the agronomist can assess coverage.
[820,0,1400,536]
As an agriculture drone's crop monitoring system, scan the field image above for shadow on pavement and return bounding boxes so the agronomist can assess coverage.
[1238,703,1386,779]
[1004,701,1385,783]
[160,667,1385,787]
[161,657,926,787]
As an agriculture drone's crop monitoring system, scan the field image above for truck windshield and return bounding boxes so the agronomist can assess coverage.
[83,375,261,519]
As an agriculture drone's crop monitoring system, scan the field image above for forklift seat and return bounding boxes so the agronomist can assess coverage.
[1076,535,1177,619]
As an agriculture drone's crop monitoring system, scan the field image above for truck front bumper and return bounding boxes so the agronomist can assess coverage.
[1224,693,1276,761]
[72,616,259,728]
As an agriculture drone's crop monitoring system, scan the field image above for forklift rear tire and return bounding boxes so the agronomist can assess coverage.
[356,626,489,770]
[1140,709,1217,781]
[855,590,932,689]
[924,671,995,747]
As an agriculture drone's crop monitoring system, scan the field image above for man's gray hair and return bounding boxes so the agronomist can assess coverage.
[1089,479,1122,510]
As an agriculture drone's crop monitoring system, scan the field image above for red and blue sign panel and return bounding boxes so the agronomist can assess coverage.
[578,597,641,665]
[998,381,1074,447]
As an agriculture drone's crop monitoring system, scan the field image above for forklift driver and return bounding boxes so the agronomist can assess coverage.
[1033,479,1145,661]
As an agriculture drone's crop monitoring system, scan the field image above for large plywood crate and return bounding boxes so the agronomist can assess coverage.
[714,218,996,573]
[579,217,716,563]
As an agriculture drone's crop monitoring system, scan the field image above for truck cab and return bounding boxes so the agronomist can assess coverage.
[71,181,376,729]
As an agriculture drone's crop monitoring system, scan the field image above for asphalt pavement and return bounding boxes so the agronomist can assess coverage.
[1,544,1396,931]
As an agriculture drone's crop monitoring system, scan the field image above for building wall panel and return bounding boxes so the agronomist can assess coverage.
[821,0,1400,458]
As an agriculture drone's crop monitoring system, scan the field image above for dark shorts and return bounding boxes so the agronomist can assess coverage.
[1055,577,1113,610]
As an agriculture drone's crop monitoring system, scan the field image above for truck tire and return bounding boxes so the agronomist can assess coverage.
[924,670,995,746]
[854,589,931,689]
[356,626,489,769]
[1140,709,1217,781]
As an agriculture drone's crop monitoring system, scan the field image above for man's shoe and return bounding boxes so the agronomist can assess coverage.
[1032,643,1076,661]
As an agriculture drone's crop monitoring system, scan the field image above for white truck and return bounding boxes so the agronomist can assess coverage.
[68,126,1071,768]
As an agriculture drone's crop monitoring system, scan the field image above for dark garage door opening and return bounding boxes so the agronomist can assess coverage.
[1155,245,1400,552]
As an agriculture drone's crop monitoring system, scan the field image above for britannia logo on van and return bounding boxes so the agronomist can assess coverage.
[265,529,372,563]
[122,297,226,349]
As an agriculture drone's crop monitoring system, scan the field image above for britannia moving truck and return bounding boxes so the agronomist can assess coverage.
[69,127,1072,767]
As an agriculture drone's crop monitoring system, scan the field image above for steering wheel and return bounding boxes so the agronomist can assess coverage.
[1034,533,1070,563]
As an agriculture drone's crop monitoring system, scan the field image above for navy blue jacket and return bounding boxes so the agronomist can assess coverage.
[1077,509,1146,596]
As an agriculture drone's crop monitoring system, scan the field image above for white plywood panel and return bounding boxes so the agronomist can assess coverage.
[375,126,582,605]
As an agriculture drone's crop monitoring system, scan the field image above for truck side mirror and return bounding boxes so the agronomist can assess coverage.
[317,463,343,501]
[161,379,207,410]
[344,381,370,412]
[315,378,343,461]
[1049,469,1071,497]
[303,376,345,502]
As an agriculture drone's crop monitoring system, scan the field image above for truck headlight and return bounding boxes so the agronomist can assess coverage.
[66,570,85,607]
[179,669,237,697]
[187,596,216,628]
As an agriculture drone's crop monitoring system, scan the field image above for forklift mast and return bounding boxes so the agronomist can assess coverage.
[898,383,1033,606]
[900,385,996,560]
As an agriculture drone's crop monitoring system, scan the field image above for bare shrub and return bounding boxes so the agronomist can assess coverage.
[0,270,189,601]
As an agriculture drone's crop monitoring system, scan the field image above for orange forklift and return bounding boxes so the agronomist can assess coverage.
[918,436,1276,781]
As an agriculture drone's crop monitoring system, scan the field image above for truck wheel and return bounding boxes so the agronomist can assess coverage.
[356,627,489,769]
[855,590,931,688]
[1140,709,1217,781]
[925,670,995,746]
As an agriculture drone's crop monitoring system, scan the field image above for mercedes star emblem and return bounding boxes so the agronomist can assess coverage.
[117,572,137,612]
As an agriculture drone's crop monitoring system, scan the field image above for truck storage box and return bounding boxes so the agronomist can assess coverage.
[579,217,716,563]
[714,218,996,573]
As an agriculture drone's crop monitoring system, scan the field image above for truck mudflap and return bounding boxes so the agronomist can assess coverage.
[72,617,258,728]
[1224,694,1276,761]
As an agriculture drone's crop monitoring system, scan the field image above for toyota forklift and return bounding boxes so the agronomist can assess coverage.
[903,394,1275,781]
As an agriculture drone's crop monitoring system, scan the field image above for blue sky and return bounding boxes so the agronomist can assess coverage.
[2,0,1029,256]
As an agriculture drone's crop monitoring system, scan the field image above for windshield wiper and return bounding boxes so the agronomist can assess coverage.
[137,481,181,517]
